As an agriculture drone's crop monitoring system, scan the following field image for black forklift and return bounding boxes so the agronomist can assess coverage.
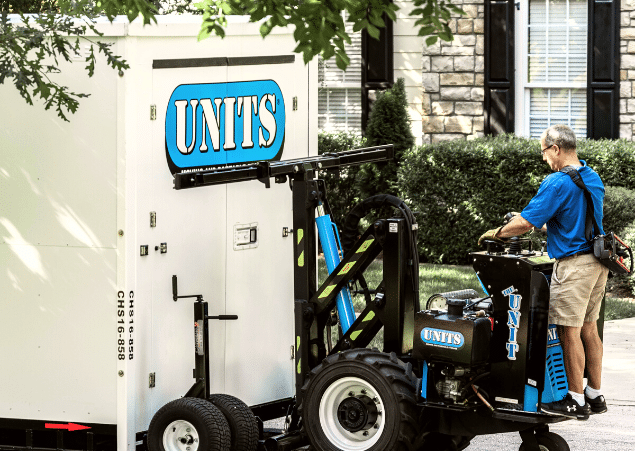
[145,145,618,451]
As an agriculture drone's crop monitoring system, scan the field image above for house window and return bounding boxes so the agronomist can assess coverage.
[516,0,588,138]
[318,25,362,134]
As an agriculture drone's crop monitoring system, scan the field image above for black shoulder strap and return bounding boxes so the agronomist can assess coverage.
[560,165,599,241]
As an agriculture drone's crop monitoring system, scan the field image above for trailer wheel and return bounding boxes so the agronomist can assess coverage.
[147,397,230,451]
[300,348,418,451]
[519,431,570,451]
[209,394,258,451]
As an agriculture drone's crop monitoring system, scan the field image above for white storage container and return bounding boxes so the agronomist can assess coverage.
[0,15,316,450]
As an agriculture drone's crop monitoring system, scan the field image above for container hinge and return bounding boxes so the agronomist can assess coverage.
[150,105,157,120]
[149,373,156,388]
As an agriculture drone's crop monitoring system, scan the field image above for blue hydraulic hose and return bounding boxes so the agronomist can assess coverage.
[475,272,490,296]
[316,208,356,333]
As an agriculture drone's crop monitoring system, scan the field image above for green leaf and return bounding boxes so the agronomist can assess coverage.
[449,5,467,16]
[37,82,51,99]
[334,50,350,71]
[322,44,335,60]
[352,18,369,33]
[220,2,234,14]
[302,49,314,65]
[368,13,385,29]
[426,35,438,46]
[259,20,274,38]
[367,23,380,40]
[417,25,436,36]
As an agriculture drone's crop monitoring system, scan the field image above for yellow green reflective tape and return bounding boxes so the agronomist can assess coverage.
[356,238,375,253]
[363,311,375,322]
[318,284,336,299]
[297,228,304,244]
[350,330,362,341]
[338,261,356,275]
[296,337,301,373]
[298,251,304,267]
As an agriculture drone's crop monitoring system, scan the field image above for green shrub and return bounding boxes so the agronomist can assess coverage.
[397,134,635,264]
[398,134,547,264]
[621,220,635,296]
[604,298,635,320]
[578,139,635,189]
[356,78,415,200]
[603,186,635,235]
[318,131,366,227]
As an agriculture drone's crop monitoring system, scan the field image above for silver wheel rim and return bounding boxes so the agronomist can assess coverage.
[163,420,200,451]
[319,376,386,451]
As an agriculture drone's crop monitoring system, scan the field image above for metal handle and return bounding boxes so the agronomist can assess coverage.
[207,315,239,320]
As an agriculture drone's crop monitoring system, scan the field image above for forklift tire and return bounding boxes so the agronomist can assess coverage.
[209,394,258,451]
[147,397,230,451]
[519,432,570,451]
[300,348,418,451]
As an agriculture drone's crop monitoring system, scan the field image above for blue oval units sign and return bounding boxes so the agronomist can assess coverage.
[165,80,285,173]
[421,327,465,349]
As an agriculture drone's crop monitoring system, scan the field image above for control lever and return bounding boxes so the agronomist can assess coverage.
[172,275,203,302]
[207,315,238,320]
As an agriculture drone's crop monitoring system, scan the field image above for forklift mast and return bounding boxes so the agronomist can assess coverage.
[173,145,419,408]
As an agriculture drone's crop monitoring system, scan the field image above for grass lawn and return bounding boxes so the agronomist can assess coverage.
[319,259,485,310]
[319,259,488,349]
[605,297,635,320]
[318,258,635,347]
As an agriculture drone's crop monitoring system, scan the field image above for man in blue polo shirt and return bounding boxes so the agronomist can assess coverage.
[479,124,609,420]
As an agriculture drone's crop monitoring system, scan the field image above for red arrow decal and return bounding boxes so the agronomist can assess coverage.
[45,423,91,432]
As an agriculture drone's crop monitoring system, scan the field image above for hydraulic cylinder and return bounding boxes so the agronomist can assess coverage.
[315,206,356,333]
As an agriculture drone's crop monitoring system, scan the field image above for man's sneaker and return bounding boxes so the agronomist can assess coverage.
[585,394,608,414]
[541,393,590,420]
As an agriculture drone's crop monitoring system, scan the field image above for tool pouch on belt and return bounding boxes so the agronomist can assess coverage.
[561,166,633,276]
[593,232,633,275]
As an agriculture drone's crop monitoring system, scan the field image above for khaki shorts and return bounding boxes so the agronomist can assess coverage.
[549,253,609,328]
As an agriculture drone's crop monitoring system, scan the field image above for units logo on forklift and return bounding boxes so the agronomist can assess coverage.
[503,285,521,360]
[165,80,285,173]
[421,327,465,349]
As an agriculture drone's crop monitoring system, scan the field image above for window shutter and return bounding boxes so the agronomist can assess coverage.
[587,0,620,139]
[361,15,394,131]
[485,0,515,135]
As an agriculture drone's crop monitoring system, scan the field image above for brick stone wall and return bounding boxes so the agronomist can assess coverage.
[421,0,485,143]
[621,0,635,139]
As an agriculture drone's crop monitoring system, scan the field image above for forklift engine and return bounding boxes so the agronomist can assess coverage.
[413,297,493,404]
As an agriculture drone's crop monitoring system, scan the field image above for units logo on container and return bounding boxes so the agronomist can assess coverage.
[165,80,285,173]
[421,327,465,349]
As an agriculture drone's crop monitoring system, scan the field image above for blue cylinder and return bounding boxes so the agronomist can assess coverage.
[316,213,356,333]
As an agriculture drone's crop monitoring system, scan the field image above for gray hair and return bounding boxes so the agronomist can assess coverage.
[542,124,577,152]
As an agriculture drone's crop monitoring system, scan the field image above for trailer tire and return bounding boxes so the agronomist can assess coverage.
[209,394,258,451]
[519,431,570,451]
[147,397,230,451]
[300,348,418,451]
